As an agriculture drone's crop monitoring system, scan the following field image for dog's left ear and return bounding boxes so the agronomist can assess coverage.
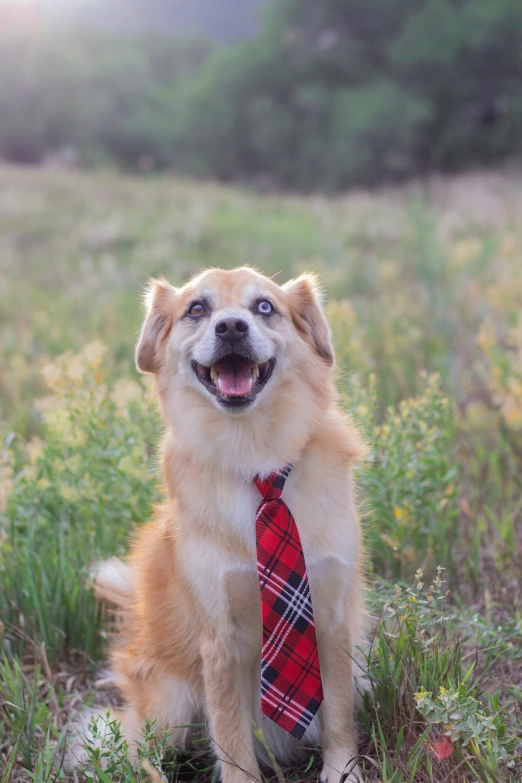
[283,273,334,366]
[136,277,178,374]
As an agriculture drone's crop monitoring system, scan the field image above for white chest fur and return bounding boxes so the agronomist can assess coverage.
[177,463,359,629]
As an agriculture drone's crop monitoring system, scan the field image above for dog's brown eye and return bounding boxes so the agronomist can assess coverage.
[257,300,273,315]
[188,302,206,317]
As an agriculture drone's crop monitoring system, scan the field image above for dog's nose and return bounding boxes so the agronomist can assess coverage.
[215,316,249,344]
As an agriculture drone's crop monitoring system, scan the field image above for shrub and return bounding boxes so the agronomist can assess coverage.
[0,342,160,660]
[478,316,522,434]
[357,373,459,579]
[415,683,516,763]
[363,569,520,780]
[326,82,432,189]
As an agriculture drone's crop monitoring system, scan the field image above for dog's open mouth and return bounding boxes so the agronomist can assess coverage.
[192,355,275,408]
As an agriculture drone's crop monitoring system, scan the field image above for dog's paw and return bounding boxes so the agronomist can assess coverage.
[320,752,363,783]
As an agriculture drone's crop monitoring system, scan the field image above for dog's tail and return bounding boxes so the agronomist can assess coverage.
[90,557,134,609]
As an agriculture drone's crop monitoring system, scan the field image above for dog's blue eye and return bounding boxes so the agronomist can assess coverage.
[257,300,273,315]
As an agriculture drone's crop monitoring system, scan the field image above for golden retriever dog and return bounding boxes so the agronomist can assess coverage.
[72,266,365,782]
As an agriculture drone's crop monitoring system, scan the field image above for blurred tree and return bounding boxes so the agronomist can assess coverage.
[1,0,522,188]
[0,29,211,165]
[49,0,265,42]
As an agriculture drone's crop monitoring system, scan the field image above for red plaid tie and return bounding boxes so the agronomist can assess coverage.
[254,464,323,739]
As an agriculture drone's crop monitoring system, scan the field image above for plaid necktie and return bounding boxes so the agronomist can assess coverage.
[254,464,324,739]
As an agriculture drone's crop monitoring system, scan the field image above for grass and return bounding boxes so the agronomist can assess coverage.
[0,164,521,781]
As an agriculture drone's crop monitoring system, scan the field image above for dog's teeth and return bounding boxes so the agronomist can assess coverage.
[217,377,224,395]
[248,377,253,393]
[252,365,259,382]
[210,366,218,383]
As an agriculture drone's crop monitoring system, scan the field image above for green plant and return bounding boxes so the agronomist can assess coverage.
[1,342,160,661]
[361,569,521,781]
[0,654,68,781]
[360,374,459,578]
[415,683,516,763]
[81,713,209,783]
[364,567,458,737]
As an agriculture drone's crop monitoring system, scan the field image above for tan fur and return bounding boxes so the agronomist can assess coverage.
[86,267,366,782]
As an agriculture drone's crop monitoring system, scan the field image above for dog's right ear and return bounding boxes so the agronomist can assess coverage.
[135,277,178,374]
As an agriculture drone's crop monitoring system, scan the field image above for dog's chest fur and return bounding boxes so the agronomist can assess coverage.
[177,459,359,635]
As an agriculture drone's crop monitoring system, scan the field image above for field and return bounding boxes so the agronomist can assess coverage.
[0,164,521,782]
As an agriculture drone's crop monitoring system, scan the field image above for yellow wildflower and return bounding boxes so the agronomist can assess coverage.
[60,485,79,503]
[110,379,143,415]
[66,353,86,383]
[41,362,62,391]
[450,238,482,268]
[82,340,108,368]
[0,461,13,514]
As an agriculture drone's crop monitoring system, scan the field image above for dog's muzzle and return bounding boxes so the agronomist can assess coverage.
[191,342,275,410]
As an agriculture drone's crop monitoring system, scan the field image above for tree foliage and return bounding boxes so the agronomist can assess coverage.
[2,0,522,189]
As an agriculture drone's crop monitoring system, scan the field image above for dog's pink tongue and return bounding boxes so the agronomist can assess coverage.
[216,361,253,396]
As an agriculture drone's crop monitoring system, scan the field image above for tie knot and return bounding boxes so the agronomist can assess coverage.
[253,464,292,501]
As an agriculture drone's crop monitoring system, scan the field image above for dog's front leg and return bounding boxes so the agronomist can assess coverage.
[319,624,362,783]
[317,619,362,783]
[202,633,261,783]
[313,558,363,783]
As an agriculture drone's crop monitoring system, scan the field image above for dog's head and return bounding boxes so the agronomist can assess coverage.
[136,267,334,420]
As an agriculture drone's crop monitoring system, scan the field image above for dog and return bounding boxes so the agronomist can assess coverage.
[72,266,366,783]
